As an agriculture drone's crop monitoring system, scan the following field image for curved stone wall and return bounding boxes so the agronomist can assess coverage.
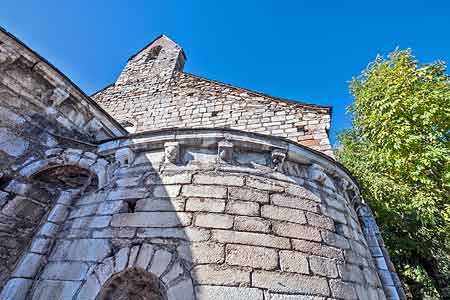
[1,129,401,300]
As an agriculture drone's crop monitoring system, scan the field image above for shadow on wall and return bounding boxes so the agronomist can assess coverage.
[0,146,194,300]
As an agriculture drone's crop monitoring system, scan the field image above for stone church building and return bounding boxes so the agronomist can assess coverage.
[0,27,405,300]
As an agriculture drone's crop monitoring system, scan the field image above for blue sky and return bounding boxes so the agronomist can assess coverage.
[2,1,449,144]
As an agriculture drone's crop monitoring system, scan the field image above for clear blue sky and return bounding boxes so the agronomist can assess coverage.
[2,1,449,144]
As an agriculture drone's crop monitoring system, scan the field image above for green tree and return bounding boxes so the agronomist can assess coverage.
[336,49,450,299]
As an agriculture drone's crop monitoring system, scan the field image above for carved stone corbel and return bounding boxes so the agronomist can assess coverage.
[164,142,180,164]
[218,141,233,163]
[115,147,135,167]
[271,149,286,171]
[307,163,328,184]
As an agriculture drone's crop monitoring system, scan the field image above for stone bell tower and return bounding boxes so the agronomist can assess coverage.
[116,35,186,86]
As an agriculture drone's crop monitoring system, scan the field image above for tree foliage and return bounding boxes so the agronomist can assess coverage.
[336,49,450,299]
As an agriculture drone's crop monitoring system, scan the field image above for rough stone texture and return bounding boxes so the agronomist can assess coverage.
[0,30,402,300]
[93,36,333,156]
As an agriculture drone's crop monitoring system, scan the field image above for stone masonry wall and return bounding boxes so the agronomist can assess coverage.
[93,36,333,156]
[1,131,390,300]
[0,28,122,288]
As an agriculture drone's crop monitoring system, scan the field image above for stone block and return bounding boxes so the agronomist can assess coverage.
[182,185,227,198]
[269,294,325,300]
[195,213,233,229]
[135,243,154,269]
[0,278,32,300]
[329,279,357,300]
[111,212,192,227]
[195,286,263,300]
[137,227,211,241]
[107,188,148,200]
[306,212,335,231]
[273,222,321,242]
[211,230,290,249]
[252,270,330,295]
[321,231,350,249]
[30,238,52,254]
[148,249,172,276]
[192,264,250,286]
[279,251,309,274]
[234,216,271,233]
[186,198,225,212]
[228,186,269,203]
[166,278,195,300]
[246,177,284,192]
[193,174,244,186]
[50,239,111,262]
[262,205,306,224]
[309,255,338,278]
[152,185,181,198]
[136,198,185,211]
[71,215,111,229]
[226,200,259,216]
[291,239,344,260]
[179,242,225,264]
[31,280,81,300]
[271,194,319,213]
[160,173,192,185]
[12,253,44,278]
[40,262,89,280]
[226,244,277,270]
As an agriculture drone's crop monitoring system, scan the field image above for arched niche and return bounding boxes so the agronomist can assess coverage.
[97,267,167,300]
[32,165,98,192]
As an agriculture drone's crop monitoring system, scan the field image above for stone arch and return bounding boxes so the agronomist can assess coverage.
[97,267,167,300]
[76,244,194,300]
[18,148,110,188]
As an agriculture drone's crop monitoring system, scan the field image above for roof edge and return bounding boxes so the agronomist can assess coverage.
[180,71,332,113]
[0,25,127,137]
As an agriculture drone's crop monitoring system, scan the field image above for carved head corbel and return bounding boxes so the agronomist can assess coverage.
[164,142,180,164]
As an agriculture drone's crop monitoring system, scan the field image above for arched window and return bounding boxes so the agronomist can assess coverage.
[97,267,166,300]
[32,165,98,192]
[146,46,162,63]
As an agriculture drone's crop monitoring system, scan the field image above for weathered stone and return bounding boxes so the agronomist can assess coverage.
[291,239,344,260]
[31,280,81,300]
[111,212,192,227]
[262,205,307,224]
[246,177,284,192]
[179,242,225,264]
[0,278,32,300]
[306,212,335,231]
[228,186,269,203]
[234,216,271,233]
[226,244,277,270]
[195,213,234,229]
[12,253,44,278]
[182,185,227,198]
[279,251,309,274]
[186,197,225,212]
[195,286,264,300]
[252,270,330,295]
[192,265,250,286]
[152,185,181,198]
[136,198,185,211]
[329,279,358,300]
[226,200,259,216]
[135,243,155,269]
[211,230,290,249]
[309,255,338,278]
[148,249,172,276]
[167,278,195,300]
[273,222,322,242]
[271,194,319,213]
[50,239,111,261]
[194,174,244,186]
[137,227,211,241]
[40,262,89,280]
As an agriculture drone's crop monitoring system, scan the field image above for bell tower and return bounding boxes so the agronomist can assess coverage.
[116,35,186,85]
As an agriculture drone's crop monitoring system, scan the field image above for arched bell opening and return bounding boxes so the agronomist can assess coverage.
[97,267,167,300]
